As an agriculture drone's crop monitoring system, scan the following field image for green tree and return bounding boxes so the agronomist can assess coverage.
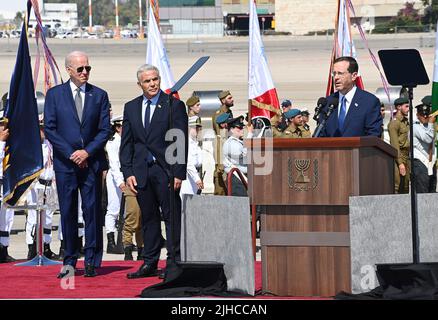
[422,0,438,27]
[13,11,23,28]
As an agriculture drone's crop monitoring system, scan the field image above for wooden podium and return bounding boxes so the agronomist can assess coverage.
[247,137,397,297]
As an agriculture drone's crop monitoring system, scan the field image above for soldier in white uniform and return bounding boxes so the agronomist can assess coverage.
[223,116,253,197]
[0,116,16,263]
[180,116,203,196]
[25,121,59,260]
[413,103,437,193]
[104,115,124,254]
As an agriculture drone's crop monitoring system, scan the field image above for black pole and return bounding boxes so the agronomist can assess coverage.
[168,92,176,266]
[407,87,420,264]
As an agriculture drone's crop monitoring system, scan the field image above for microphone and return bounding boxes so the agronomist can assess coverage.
[325,97,339,119]
[313,97,327,122]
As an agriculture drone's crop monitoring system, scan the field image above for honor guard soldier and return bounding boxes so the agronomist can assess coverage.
[212,91,234,195]
[271,99,292,128]
[25,119,59,260]
[388,97,410,193]
[274,109,310,138]
[413,101,437,193]
[0,116,15,263]
[186,95,201,119]
[300,108,312,136]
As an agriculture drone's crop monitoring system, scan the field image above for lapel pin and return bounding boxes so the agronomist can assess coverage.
[354,103,358,107]
[157,104,161,108]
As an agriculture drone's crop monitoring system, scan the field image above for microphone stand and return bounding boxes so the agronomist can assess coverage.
[313,103,337,137]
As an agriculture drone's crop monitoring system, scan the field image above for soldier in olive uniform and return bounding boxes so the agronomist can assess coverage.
[212,91,234,195]
[388,97,410,193]
[271,99,292,128]
[274,109,310,138]
[300,108,312,137]
[187,95,201,119]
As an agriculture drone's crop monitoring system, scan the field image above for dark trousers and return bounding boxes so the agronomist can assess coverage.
[229,175,247,197]
[136,163,181,267]
[56,169,104,267]
[413,159,437,193]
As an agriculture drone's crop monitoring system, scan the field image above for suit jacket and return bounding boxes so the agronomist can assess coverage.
[320,88,382,137]
[120,91,188,188]
[44,80,111,173]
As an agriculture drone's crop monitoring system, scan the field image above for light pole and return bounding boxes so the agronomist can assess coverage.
[261,17,265,35]
[230,16,235,35]
[114,0,120,39]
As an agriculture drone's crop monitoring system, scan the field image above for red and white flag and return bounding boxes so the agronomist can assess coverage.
[146,1,176,94]
[248,0,279,119]
[326,0,364,95]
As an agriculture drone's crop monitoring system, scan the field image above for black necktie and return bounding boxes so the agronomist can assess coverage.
[144,99,154,163]
[144,99,151,131]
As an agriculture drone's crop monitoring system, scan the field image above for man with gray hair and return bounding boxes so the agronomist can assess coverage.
[44,51,111,278]
[120,64,188,279]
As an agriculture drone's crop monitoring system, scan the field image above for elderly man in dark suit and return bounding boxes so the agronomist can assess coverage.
[321,56,383,137]
[44,51,111,278]
[120,64,188,279]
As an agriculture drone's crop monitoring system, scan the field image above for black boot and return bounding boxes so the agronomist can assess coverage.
[106,232,124,254]
[0,244,16,263]
[124,245,134,261]
[44,243,60,260]
[27,243,37,260]
[137,247,143,261]
[58,240,65,260]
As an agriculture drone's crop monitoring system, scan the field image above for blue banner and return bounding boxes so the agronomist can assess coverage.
[3,1,43,206]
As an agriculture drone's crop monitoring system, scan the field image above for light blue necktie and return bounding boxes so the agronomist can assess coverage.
[338,96,346,129]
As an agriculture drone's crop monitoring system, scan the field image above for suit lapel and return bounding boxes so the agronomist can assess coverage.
[64,81,81,124]
[81,83,94,126]
[145,91,168,139]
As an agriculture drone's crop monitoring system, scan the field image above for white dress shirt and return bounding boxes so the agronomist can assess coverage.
[69,80,86,109]
[338,86,357,118]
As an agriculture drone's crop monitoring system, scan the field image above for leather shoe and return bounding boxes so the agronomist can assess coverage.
[158,268,165,280]
[57,265,75,279]
[127,263,158,279]
[84,264,97,277]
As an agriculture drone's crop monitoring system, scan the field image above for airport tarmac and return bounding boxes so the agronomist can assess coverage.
[0,32,435,264]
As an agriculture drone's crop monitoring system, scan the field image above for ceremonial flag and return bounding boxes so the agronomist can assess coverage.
[432,21,438,114]
[3,1,43,206]
[248,0,280,119]
[146,1,176,94]
[326,0,363,96]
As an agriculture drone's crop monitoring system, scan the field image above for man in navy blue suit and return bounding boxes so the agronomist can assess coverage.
[321,56,382,137]
[120,64,188,279]
[44,51,111,278]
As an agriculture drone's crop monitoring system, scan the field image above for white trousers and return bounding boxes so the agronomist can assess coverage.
[105,173,122,234]
[0,206,15,246]
[25,187,54,245]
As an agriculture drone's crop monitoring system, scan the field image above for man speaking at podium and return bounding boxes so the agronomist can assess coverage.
[320,56,382,137]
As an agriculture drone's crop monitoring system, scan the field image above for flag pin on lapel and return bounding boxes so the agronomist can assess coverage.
[157,104,161,108]
[354,103,358,107]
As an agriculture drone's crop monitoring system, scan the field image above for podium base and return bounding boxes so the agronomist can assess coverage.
[15,254,62,267]
[141,261,227,298]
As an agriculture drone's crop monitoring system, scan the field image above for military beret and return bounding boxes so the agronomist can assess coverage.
[188,116,202,127]
[300,108,310,116]
[284,108,301,119]
[216,112,231,125]
[421,95,432,107]
[416,103,431,116]
[394,97,409,106]
[186,95,200,107]
[218,90,231,100]
[281,99,292,108]
[227,116,245,128]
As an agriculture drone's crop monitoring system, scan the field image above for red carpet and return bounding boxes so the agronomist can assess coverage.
[0,260,327,299]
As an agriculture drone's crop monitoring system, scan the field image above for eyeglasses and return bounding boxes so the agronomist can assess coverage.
[71,65,92,73]
[331,71,349,77]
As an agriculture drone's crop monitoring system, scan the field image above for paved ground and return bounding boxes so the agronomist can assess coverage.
[0,32,434,263]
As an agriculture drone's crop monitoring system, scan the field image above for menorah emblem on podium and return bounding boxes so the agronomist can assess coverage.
[294,159,311,183]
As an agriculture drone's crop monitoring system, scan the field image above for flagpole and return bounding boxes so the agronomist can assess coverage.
[88,0,92,33]
[138,0,144,39]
